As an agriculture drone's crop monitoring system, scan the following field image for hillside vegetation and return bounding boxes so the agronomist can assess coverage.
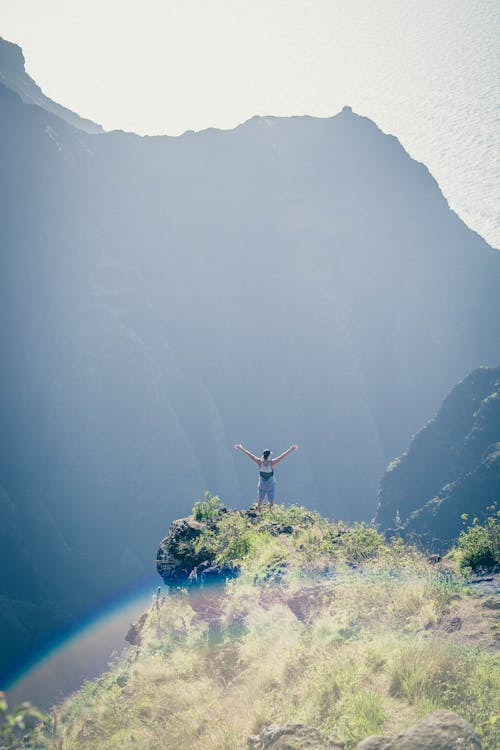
[28,500,499,750]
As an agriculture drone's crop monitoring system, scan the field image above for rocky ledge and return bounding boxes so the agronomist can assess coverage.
[249,711,482,750]
[356,710,481,749]
[248,723,344,749]
[156,506,294,587]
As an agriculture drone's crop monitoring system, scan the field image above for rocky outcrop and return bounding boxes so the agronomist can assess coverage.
[156,508,302,587]
[248,712,481,750]
[124,612,148,646]
[156,516,206,585]
[156,513,240,587]
[248,723,344,749]
[377,366,500,549]
[356,710,481,749]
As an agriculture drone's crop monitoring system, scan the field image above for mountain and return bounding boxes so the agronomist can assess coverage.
[376,365,500,549]
[0,37,103,133]
[1,41,499,681]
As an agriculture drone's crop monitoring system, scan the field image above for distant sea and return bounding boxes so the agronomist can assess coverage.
[350,1,499,249]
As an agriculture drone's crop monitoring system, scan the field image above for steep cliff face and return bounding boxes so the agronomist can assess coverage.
[376,366,500,548]
[1,40,500,679]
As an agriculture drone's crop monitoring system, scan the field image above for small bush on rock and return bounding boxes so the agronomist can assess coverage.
[192,491,225,522]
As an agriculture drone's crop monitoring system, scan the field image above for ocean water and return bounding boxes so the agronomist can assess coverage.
[337,0,499,249]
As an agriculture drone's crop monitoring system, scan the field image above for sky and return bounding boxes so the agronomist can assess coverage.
[0,0,498,246]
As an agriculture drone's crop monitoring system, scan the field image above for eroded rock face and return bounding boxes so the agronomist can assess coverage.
[248,723,344,750]
[125,612,148,646]
[377,365,500,550]
[356,710,481,749]
[156,517,207,586]
[156,514,241,588]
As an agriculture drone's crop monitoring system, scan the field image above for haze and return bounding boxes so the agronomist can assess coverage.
[1,0,498,247]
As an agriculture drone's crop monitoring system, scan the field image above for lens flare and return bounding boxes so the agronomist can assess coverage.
[5,580,158,710]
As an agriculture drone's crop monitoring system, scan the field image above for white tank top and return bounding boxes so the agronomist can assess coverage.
[259,459,274,479]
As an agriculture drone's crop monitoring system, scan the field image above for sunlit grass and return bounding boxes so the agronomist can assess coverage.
[35,503,499,750]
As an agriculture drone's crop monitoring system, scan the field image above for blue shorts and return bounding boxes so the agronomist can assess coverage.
[258,477,276,501]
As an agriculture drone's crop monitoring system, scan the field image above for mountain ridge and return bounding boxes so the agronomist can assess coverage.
[0,36,103,134]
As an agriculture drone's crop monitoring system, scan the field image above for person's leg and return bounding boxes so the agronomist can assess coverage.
[268,482,276,509]
[257,486,265,512]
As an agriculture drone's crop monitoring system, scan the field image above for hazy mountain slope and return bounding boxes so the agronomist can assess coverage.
[376,366,500,548]
[0,37,103,133]
[0,53,499,680]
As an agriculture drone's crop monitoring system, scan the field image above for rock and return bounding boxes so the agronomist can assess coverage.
[156,516,207,585]
[483,596,500,609]
[356,739,391,750]
[287,585,335,622]
[437,614,462,633]
[188,559,239,586]
[467,572,500,597]
[248,723,344,749]
[263,523,294,536]
[356,710,481,749]
[125,612,148,646]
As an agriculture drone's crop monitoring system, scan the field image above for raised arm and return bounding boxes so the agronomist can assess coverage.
[271,444,299,466]
[234,444,260,464]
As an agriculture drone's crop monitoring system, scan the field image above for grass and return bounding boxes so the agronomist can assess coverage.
[33,502,499,750]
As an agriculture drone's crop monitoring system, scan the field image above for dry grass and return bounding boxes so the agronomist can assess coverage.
[35,506,500,750]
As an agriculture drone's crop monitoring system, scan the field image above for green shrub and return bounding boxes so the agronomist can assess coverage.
[340,522,386,562]
[192,491,224,522]
[267,503,322,527]
[456,511,500,571]
[0,692,45,749]
[193,510,258,566]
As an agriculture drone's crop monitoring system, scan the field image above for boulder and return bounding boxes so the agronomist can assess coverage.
[286,585,335,622]
[248,723,344,749]
[125,612,148,646]
[356,710,481,749]
[188,559,238,586]
[156,517,206,585]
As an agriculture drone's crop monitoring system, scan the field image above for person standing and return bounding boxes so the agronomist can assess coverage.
[234,444,299,511]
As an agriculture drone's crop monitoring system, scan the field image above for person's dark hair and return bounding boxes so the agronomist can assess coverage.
[262,449,271,460]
